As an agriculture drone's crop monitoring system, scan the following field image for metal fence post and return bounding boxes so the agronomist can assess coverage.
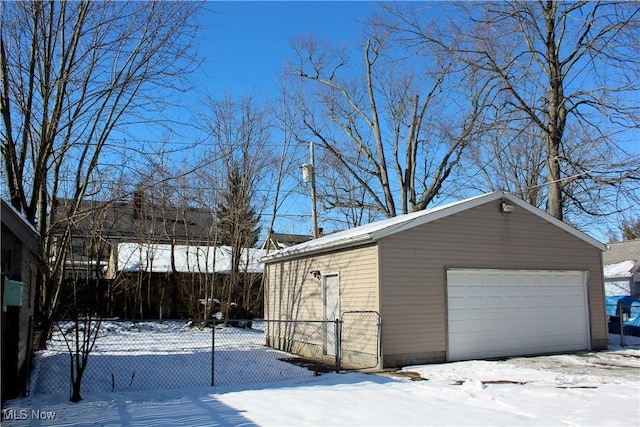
[335,318,342,372]
[211,323,215,386]
[619,304,626,347]
[377,315,383,370]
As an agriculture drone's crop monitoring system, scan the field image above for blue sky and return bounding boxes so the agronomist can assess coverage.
[154,1,637,241]
[128,2,380,237]
[199,1,376,97]
[184,2,380,236]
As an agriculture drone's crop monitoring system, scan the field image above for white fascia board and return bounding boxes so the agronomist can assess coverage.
[261,234,373,262]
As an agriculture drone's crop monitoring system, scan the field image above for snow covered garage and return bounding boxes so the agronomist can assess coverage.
[261,192,608,369]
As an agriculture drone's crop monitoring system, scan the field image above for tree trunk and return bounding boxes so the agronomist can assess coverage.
[70,366,85,402]
[546,135,563,221]
[543,1,566,221]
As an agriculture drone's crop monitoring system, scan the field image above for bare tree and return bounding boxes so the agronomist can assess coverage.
[315,147,382,229]
[288,25,493,219]
[461,104,547,208]
[52,191,114,402]
[381,1,640,223]
[55,213,105,403]
[56,315,101,403]
[264,80,315,239]
[186,181,222,323]
[200,94,275,315]
[620,219,640,241]
[1,1,202,345]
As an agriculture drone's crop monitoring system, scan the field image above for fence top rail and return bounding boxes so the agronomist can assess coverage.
[341,310,381,318]
[261,319,334,324]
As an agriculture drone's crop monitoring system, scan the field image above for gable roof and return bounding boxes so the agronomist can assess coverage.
[263,232,311,250]
[262,191,606,262]
[52,197,216,244]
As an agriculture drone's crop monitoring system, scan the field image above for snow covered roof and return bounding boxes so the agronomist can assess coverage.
[262,191,607,262]
[603,239,640,280]
[117,242,266,274]
[603,260,636,279]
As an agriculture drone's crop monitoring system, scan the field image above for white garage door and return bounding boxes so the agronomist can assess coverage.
[447,269,590,361]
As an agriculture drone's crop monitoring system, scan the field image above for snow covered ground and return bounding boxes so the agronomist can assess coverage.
[28,321,313,395]
[2,321,639,426]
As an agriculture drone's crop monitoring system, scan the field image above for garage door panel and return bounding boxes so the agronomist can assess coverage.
[447,269,590,361]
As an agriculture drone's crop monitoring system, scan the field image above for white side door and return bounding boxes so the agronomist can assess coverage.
[323,273,340,356]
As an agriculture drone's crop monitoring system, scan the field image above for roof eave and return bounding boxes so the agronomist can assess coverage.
[1,198,40,254]
[262,234,373,263]
[262,191,607,262]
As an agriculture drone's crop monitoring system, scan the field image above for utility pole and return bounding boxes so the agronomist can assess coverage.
[301,141,319,239]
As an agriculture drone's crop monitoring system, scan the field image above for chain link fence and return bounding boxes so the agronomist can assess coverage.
[28,312,382,398]
[261,312,382,373]
[606,296,640,347]
[212,320,332,387]
[30,304,639,399]
[30,320,214,396]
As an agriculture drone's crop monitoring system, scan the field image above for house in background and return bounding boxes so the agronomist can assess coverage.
[112,242,267,317]
[49,194,224,319]
[603,239,640,297]
[263,232,312,251]
[1,198,39,402]
[50,193,217,281]
[262,191,608,370]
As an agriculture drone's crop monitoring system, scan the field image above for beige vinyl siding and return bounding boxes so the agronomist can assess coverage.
[378,236,446,364]
[264,244,380,366]
[264,243,379,320]
[379,202,607,365]
[265,243,379,319]
[265,257,323,321]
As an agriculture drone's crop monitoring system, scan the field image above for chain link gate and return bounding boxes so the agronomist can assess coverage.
[339,311,382,371]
